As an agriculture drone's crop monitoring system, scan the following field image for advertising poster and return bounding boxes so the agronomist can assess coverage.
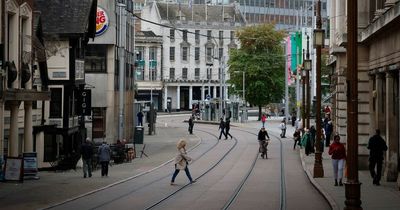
[23,152,39,179]
[4,157,23,182]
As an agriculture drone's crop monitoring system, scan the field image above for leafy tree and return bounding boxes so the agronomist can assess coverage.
[228,24,286,119]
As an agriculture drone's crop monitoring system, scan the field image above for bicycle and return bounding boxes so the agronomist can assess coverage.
[259,139,270,159]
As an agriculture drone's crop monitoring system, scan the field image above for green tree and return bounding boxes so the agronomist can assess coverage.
[228,24,286,119]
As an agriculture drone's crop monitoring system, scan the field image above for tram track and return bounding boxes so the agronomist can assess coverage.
[221,128,286,210]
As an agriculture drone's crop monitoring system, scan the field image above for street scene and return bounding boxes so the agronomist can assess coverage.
[1,0,400,210]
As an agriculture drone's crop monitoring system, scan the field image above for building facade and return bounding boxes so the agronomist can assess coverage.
[141,2,244,113]
[85,0,136,144]
[0,0,51,168]
[328,0,400,185]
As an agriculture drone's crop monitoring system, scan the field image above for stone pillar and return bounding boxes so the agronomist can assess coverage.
[9,102,20,157]
[369,75,376,135]
[189,85,193,108]
[385,72,399,181]
[164,86,168,111]
[336,0,346,34]
[213,85,217,99]
[201,84,205,101]
[376,74,386,134]
[24,101,33,152]
[176,86,180,111]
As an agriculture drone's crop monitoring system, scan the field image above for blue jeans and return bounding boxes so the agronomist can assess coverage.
[83,158,92,177]
[171,164,193,182]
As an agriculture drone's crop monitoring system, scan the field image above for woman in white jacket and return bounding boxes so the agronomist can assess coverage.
[170,139,196,185]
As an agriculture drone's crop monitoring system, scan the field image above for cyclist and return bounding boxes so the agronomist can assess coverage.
[258,127,270,159]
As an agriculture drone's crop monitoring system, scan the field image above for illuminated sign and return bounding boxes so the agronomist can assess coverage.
[96,7,109,36]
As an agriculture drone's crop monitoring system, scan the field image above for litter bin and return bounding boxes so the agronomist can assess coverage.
[134,126,144,144]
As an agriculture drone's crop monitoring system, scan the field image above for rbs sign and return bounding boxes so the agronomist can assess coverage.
[78,89,91,116]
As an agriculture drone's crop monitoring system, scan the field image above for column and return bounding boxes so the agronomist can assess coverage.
[176,86,180,111]
[201,84,205,101]
[213,85,217,99]
[369,75,376,135]
[24,101,33,152]
[376,74,386,134]
[189,85,193,109]
[9,102,19,157]
[164,86,168,112]
[385,72,399,181]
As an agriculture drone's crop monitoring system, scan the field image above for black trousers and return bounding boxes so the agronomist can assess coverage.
[100,161,109,176]
[219,130,227,139]
[369,158,383,183]
[225,127,232,139]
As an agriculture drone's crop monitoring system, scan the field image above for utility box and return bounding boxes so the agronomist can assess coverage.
[134,126,144,144]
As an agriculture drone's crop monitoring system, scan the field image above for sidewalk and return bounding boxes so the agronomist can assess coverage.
[248,117,400,210]
[0,125,199,210]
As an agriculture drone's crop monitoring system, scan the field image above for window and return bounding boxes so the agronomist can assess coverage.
[207,30,212,41]
[195,47,200,61]
[170,47,175,61]
[149,47,157,81]
[135,46,145,80]
[92,107,106,139]
[50,88,62,118]
[149,47,157,60]
[230,31,234,41]
[218,68,221,80]
[195,30,200,43]
[206,47,213,63]
[207,68,212,80]
[183,30,188,42]
[182,47,188,61]
[170,68,175,79]
[170,29,175,40]
[219,48,223,61]
[219,31,223,41]
[85,44,107,73]
[195,68,200,80]
[182,68,188,80]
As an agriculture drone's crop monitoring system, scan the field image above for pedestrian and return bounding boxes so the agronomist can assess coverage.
[291,113,296,127]
[137,111,144,126]
[188,116,194,134]
[301,129,313,156]
[328,134,346,186]
[218,118,227,140]
[225,118,233,139]
[309,125,316,153]
[261,114,266,127]
[279,120,286,138]
[258,127,270,158]
[98,141,111,177]
[81,138,93,178]
[171,139,195,185]
[293,129,301,150]
[324,117,333,147]
[367,129,388,186]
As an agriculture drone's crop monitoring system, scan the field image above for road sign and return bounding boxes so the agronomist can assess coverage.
[206,95,211,100]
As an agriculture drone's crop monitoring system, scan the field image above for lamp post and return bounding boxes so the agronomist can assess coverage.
[304,35,312,130]
[233,71,245,123]
[345,0,362,208]
[313,0,324,178]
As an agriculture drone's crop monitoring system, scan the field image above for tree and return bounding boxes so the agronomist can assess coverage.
[228,24,286,119]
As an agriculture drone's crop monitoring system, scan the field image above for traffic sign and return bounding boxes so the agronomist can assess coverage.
[206,95,211,100]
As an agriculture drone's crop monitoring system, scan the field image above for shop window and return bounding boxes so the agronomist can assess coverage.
[92,107,106,139]
[50,88,62,118]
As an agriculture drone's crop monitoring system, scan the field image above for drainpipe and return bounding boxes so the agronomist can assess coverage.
[117,3,126,141]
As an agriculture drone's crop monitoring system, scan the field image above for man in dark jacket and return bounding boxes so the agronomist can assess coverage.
[367,129,388,186]
[188,116,194,134]
[218,118,227,140]
[258,127,270,158]
[225,118,233,139]
[81,138,93,178]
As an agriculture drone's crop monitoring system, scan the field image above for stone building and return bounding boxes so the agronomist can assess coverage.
[85,0,136,144]
[140,2,245,112]
[328,0,399,184]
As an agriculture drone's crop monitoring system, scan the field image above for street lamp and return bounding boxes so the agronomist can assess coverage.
[345,0,362,208]
[313,0,324,178]
[233,71,246,123]
[304,58,312,130]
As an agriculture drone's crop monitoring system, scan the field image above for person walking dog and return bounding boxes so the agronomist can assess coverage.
[171,139,195,185]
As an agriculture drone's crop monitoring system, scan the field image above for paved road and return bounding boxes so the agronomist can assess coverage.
[39,115,329,210]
